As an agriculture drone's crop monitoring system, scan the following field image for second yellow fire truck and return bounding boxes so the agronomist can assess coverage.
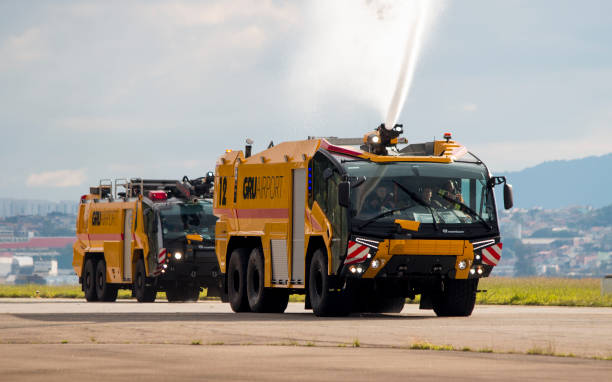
[73,175,221,302]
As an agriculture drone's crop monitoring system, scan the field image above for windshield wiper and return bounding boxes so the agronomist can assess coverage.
[392,180,439,231]
[358,205,416,230]
[437,193,492,231]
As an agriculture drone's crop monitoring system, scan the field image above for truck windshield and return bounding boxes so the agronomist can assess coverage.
[159,201,216,241]
[343,160,497,235]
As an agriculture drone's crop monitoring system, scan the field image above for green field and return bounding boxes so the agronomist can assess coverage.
[0,277,611,307]
[476,277,612,307]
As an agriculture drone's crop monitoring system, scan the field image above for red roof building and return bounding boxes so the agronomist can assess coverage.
[0,237,75,249]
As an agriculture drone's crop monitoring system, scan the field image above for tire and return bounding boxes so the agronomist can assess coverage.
[308,249,347,317]
[95,259,118,302]
[432,278,478,317]
[227,248,250,312]
[134,259,156,303]
[165,285,181,302]
[246,248,288,313]
[83,258,98,302]
[183,284,201,302]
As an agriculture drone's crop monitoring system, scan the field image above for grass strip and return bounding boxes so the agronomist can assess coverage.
[1,277,612,307]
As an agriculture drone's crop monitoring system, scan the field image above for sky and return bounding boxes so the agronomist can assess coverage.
[1,0,611,201]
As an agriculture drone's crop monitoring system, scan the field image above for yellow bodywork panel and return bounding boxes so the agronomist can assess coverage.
[73,198,149,284]
[363,239,475,279]
[103,241,124,283]
[394,219,420,232]
[389,239,465,256]
[186,234,203,242]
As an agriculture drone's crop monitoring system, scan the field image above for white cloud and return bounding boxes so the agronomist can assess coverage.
[26,169,86,188]
[474,127,612,173]
[0,28,47,69]
[146,1,297,28]
[56,117,151,131]
[461,103,477,112]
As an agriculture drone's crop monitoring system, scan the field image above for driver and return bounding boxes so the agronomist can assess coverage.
[422,187,443,208]
[364,184,395,214]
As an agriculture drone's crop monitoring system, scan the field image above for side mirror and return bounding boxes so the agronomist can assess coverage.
[503,183,514,210]
[338,182,350,208]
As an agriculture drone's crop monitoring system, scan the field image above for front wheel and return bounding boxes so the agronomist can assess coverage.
[134,259,156,303]
[432,278,478,317]
[95,259,118,302]
[308,249,347,317]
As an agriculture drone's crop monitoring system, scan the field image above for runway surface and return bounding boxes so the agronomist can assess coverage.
[1,299,611,381]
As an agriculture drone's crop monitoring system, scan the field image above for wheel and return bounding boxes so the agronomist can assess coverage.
[134,259,156,303]
[83,258,98,302]
[432,278,478,317]
[308,249,347,317]
[246,248,288,313]
[165,285,181,302]
[227,248,250,312]
[183,284,201,302]
[95,259,118,302]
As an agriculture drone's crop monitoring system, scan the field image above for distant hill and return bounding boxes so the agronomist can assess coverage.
[499,153,612,209]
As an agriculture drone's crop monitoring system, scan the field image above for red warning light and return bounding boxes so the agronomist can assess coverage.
[148,191,168,202]
[443,132,452,142]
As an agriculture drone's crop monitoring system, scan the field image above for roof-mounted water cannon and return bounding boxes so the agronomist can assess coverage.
[362,123,406,155]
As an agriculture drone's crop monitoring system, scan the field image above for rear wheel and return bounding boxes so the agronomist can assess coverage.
[246,248,288,313]
[308,249,347,317]
[134,259,156,303]
[183,284,201,301]
[95,259,118,302]
[165,285,181,302]
[228,248,250,312]
[83,258,98,302]
[432,278,478,317]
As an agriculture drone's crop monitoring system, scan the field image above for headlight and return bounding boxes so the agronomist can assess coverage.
[458,260,467,270]
[371,259,380,269]
[174,252,183,260]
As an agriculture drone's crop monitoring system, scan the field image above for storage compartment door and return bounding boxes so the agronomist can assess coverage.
[291,168,306,284]
[123,209,133,281]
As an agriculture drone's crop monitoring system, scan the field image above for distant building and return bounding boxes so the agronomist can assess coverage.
[0,199,78,218]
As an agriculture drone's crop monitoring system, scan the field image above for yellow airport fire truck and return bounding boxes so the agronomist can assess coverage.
[73,175,220,302]
[214,124,513,316]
